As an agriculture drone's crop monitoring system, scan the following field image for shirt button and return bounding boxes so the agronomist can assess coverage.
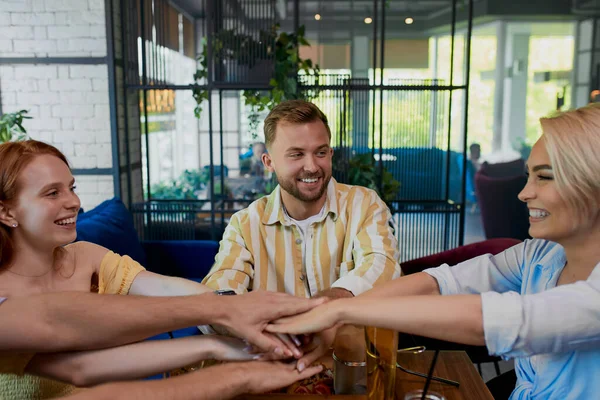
[296,238,302,244]
[300,275,305,281]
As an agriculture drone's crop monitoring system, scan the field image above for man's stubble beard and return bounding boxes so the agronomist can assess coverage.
[276,172,332,203]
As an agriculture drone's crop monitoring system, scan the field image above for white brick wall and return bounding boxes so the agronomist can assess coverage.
[74,175,115,212]
[0,0,115,211]
[0,0,106,57]
[1,64,112,170]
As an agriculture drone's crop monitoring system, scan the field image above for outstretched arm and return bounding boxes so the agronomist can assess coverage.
[269,294,485,347]
[0,293,225,353]
[271,274,600,359]
[64,362,324,400]
[26,336,264,387]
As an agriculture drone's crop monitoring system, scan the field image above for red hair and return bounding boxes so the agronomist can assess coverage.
[0,140,70,267]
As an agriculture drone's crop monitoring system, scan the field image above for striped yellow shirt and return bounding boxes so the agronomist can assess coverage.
[203,179,401,297]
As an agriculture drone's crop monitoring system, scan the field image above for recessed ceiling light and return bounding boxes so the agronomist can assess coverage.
[315,13,321,21]
[364,17,373,24]
[405,17,414,25]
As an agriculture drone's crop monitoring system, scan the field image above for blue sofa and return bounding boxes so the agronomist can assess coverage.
[76,197,219,281]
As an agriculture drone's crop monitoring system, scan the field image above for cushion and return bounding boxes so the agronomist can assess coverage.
[76,198,147,265]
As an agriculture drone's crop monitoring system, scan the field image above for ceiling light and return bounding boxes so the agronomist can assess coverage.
[364,17,373,24]
[315,13,321,21]
[405,17,414,25]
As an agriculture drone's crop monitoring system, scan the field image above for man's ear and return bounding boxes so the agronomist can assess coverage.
[0,202,17,228]
[262,153,275,173]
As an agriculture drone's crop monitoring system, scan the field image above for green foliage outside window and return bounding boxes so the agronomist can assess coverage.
[0,110,30,144]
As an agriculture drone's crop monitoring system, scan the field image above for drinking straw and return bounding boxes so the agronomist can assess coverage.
[421,349,440,400]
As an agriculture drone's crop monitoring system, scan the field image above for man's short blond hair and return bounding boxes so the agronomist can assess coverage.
[263,100,331,148]
[540,104,600,222]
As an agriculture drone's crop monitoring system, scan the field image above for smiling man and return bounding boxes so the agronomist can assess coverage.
[203,100,401,369]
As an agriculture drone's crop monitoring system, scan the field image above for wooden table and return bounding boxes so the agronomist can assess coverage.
[394,351,493,400]
[238,351,492,400]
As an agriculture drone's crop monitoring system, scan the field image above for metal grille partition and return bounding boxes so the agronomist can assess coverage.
[113,0,474,263]
[299,76,463,261]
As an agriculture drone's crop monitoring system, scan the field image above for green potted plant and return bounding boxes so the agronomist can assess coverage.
[0,110,30,143]
[243,24,320,138]
[192,25,319,139]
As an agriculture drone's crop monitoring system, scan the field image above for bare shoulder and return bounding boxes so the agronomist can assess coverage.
[65,242,111,273]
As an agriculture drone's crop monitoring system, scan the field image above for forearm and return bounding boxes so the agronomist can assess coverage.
[27,336,221,387]
[129,271,213,296]
[0,292,224,352]
[336,294,484,346]
[65,363,249,400]
[361,272,441,298]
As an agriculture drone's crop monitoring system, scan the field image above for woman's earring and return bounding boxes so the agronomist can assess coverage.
[12,223,17,228]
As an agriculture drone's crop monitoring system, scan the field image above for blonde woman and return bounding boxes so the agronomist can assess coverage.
[268,104,600,400]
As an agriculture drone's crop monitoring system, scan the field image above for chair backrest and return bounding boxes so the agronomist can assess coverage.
[479,159,525,178]
[475,171,530,241]
[401,238,522,275]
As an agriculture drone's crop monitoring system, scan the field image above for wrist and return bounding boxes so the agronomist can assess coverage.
[332,298,352,325]
[230,362,254,394]
[197,335,219,360]
[209,292,234,327]
[214,362,252,397]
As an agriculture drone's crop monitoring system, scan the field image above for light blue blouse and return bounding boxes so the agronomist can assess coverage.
[424,239,600,399]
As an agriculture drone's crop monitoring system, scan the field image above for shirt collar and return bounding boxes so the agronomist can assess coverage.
[535,241,567,273]
[262,178,339,225]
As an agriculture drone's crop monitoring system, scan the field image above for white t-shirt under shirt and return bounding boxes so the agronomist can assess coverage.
[285,205,325,295]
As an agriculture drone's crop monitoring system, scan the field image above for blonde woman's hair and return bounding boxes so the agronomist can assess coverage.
[540,104,600,222]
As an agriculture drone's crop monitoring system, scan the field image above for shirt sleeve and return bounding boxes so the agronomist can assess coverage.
[423,241,526,295]
[332,191,401,296]
[482,266,600,359]
[98,251,146,295]
[202,214,253,294]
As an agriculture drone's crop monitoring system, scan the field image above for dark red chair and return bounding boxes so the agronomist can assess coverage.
[475,161,530,241]
[400,238,522,376]
[479,159,525,178]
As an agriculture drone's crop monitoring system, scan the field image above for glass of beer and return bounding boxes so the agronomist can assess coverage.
[365,326,398,400]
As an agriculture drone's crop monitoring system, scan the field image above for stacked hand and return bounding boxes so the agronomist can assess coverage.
[214,289,350,375]
[215,290,326,359]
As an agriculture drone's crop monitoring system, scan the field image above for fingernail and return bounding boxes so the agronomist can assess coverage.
[253,354,263,360]
[297,362,305,372]
[243,346,253,353]
[274,347,283,356]
[285,349,293,357]
[291,335,302,347]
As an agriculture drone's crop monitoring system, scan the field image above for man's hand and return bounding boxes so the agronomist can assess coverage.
[215,291,326,357]
[242,361,324,395]
[316,287,354,300]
